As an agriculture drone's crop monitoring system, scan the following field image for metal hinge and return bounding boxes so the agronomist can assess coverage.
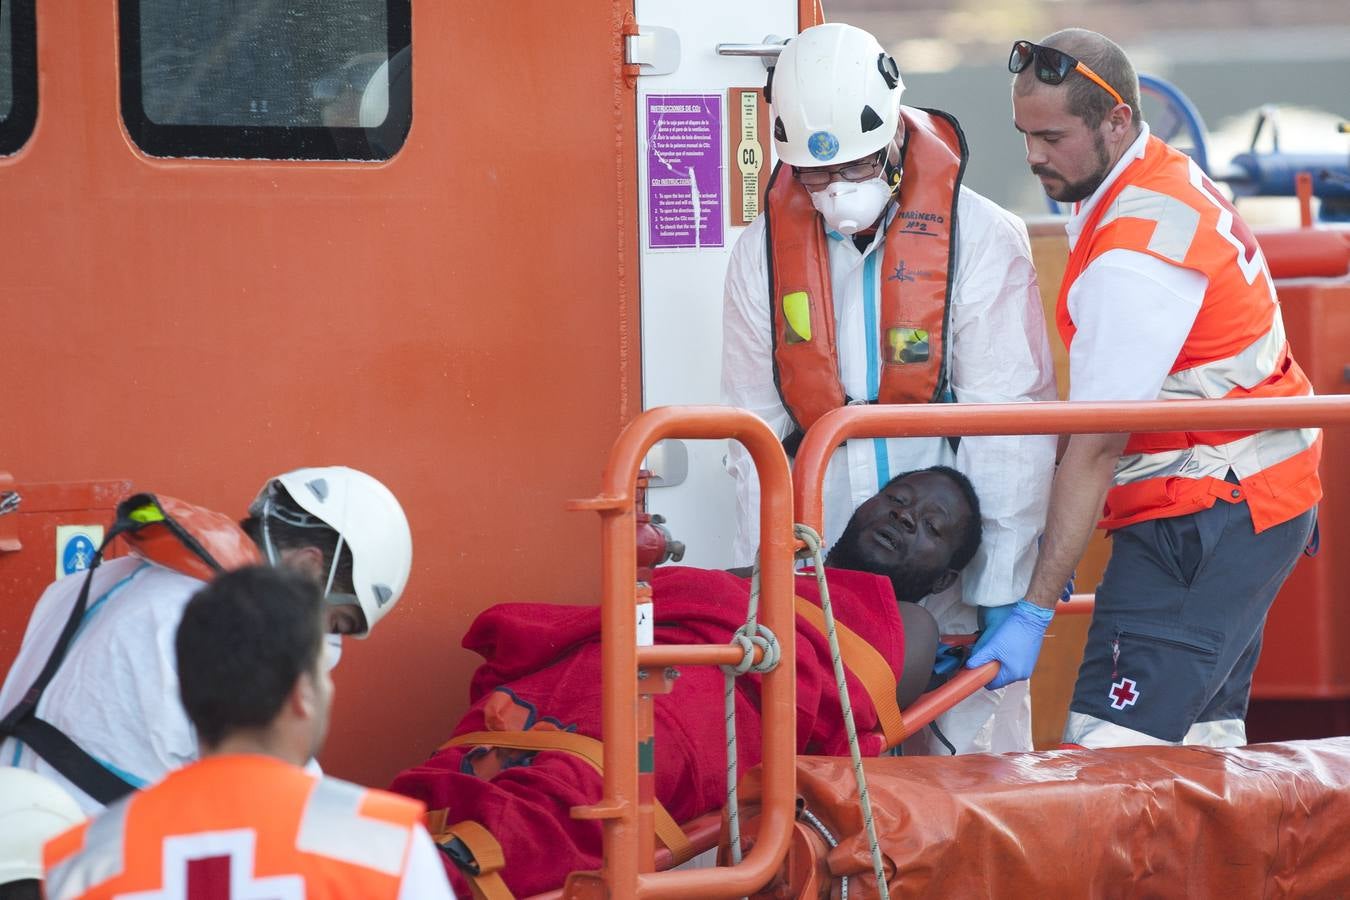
[624,25,680,76]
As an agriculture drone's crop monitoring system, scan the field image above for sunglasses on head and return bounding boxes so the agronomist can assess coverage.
[1008,40,1124,107]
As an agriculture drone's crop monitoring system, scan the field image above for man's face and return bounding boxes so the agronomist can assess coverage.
[324,601,366,636]
[794,147,888,193]
[1013,82,1114,203]
[827,470,973,603]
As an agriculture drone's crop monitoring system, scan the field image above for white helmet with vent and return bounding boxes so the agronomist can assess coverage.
[770,23,904,167]
[250,466,413,636]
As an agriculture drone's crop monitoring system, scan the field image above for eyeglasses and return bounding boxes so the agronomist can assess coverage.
[1008,40,1124,108]
[793,148,887,188]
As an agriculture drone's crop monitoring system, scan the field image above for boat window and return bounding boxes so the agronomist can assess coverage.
[0,0,37,156]
[119,0,411,161]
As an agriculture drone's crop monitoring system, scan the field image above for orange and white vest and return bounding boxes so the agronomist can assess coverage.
[43,755,425,900]
[1059,135,1322,532]
[765,107,966,432]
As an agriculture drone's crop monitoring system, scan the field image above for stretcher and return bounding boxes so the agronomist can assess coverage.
[454,396,1350,899]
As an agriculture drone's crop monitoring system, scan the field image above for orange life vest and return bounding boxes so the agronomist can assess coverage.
[44,755,425,899]
[1058,135,1322,532]
[765,107,966,432]
[119,492,262,579]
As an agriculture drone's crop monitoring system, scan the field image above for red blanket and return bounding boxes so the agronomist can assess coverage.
[389,566,903,897]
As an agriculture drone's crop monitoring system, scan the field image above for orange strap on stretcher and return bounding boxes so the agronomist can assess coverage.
[441,729,696,863]
[793,596,906,748]
[424,811,513,900]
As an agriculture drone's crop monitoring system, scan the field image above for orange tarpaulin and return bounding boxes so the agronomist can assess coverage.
[737,737,1350,898]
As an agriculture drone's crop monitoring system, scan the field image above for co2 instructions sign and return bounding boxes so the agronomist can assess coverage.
[728,87,769,226]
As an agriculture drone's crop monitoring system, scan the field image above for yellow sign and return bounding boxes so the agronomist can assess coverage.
[728,88,768,226]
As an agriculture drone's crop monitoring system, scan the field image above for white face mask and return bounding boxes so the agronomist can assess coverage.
[323,634,344,671]
[809,176,895,236]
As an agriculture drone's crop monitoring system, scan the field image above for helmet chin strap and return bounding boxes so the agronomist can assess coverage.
[260,495,280,566]
[322,533,345,600]
[259,487,346,604]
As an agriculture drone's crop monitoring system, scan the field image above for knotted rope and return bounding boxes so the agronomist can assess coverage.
[795,523,889,898]
[719,562,781,866]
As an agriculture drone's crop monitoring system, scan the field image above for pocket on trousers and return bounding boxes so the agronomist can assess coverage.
[1152,514,1207,586]
[1107,621,1222,741]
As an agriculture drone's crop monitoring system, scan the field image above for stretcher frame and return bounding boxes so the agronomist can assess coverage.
[559,395,1350,900]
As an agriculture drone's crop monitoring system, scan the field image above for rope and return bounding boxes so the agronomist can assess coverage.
[719,560,781,868]
[795,524,889,898]
[799,809,848,900]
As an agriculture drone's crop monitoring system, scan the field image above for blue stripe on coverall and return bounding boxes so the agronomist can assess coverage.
[862,248,891,489]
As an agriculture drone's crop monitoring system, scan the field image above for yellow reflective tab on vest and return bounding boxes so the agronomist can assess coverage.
[783,291,812,342]
[128,502,166,524]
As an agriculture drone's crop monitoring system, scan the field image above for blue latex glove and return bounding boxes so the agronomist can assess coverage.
[931,642,965,677]
[966,600,1054,689]
[972,602,1016,656]
[1060,570,1076,602]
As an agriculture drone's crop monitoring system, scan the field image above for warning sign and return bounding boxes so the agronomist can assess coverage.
[728,87,769,226]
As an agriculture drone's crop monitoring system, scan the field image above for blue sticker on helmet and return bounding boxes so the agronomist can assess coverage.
[807,131,840,162]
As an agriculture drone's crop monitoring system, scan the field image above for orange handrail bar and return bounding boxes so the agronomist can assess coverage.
[794,396,1350,539]
[565,406,796,900]
[793,396,1350,750]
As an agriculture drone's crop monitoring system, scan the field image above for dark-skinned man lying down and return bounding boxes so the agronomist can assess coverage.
[390,466,981,896]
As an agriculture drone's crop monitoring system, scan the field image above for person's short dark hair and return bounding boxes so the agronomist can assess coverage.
[240,484,354,594]
[1039,28,1141,129]
[881,464,982,570]
[176,566,324,747]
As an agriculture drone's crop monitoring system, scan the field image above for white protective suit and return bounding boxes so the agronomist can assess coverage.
[0,557,202,813]
[0,556,336,814]
[721,184,1058,754]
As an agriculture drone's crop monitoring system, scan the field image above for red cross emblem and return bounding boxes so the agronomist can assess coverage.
[138,830,303,899]
[1109,677,1140,710]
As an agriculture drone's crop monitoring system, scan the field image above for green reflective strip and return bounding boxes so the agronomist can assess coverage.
[638,738,655,774]
[782,291,812,342]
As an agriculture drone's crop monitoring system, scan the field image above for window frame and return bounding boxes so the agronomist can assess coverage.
[117,0,412,161]
[0,0,38,156]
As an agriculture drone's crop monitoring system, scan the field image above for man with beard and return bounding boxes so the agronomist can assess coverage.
[390,466,979,898]
[976,29,1320,750]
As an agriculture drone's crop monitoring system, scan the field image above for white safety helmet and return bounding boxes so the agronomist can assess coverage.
[769,23,905,167]
[0,769,85,885]
[250,466,413,636]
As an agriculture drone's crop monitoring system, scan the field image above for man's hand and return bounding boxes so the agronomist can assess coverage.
[966,600,1054,689]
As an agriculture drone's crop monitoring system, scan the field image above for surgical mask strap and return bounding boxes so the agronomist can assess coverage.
[323,533,345,600]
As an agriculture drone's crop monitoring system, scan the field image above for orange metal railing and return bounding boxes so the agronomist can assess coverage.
[564,407,796,900]
[794,396,1350,533]
[794,395,1350,746]
[565,396,1350,898]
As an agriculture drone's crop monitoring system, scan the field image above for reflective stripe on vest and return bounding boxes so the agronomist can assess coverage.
[46,803,130,900]
[1058,136,1321,532]
[766,107,966,432]
[42,756,422,900]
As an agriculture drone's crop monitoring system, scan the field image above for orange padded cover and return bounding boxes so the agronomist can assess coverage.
[737,738,1350,898]
[120,494,261,581]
